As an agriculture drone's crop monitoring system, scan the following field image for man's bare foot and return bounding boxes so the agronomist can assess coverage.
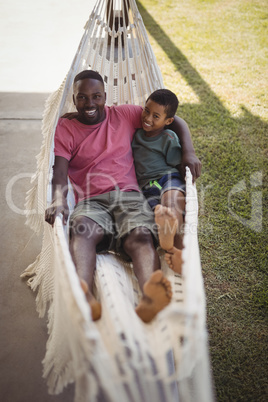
[80,279,102,321]
[135,270,172,323]
[165,246,183,274]
[154,205,178,250]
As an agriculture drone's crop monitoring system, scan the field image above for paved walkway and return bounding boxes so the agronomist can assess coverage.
[0,1,95,401]
[0,93,75,401]
[0,0,94,92]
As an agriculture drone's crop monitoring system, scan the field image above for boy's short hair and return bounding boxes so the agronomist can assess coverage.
[74,70,104,85]
[147,89,179,118]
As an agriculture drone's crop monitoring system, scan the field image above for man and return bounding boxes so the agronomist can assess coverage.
[45,70,201,322]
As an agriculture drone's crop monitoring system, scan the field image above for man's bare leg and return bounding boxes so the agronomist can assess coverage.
[123,227,172,323]
[69,216,104,321]
[79,278,102,321]
[135,270,172,322]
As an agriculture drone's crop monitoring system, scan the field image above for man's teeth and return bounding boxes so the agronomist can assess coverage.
[144,122,151,127]
[86,110,96,116]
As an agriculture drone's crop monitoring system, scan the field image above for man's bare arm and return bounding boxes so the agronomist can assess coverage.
[45,156,69,226]
[61,112,79,119]
[169,115,201,182]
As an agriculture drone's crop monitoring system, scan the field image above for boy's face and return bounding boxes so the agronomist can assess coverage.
[141,99,174,137]
[73,78,106,125]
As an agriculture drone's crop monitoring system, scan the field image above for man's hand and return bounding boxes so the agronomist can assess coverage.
[45,201,69,227]
[46,156,69,226]
[61,112,79,119]
[179,152,202,183]
[169,116,201,182]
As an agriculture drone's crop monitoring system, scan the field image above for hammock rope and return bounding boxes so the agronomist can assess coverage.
[22,1,213,401]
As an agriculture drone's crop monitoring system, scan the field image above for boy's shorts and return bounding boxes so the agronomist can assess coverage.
[142,172,186,210]
[69,189,158,256]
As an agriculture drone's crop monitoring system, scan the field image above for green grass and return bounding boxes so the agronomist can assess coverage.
[137,0,268,400]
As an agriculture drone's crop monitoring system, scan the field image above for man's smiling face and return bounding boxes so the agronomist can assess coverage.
[73,78,106,125]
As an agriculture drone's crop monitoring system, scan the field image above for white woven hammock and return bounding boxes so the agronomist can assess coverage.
[22,1,214,401]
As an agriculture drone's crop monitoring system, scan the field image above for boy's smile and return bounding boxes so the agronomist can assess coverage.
[73,78,106,125]
[141,99,174,137]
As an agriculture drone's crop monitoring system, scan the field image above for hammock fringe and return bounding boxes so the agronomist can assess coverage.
[22,1,213,401]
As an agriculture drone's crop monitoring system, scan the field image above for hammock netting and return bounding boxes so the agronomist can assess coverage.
[22,1,214,401]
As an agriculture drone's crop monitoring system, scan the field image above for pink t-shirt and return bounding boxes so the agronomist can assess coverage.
[54,104,143,203]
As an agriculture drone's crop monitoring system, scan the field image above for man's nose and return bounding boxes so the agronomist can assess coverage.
[85,97,94,107]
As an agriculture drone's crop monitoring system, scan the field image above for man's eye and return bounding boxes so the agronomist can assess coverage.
[154,115,159,119]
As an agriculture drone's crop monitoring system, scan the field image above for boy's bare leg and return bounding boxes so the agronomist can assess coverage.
[123,227,172,323]
[154,204,178,250]
[69,216,103,321]
[164,247,183,275]
[159,190,185,273]
[154,204,182,273]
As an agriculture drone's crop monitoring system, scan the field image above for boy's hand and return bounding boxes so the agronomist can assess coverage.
[179,153,202,183]
[45,201,69,226]
[61,112,79,119]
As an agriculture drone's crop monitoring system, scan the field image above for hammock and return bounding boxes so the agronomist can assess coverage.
[22,1,214,401]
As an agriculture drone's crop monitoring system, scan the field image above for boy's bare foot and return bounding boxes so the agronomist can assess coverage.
[80,279,102,321]
[135,270,172,323]
[154,205,178,250]
[165,246,183,275]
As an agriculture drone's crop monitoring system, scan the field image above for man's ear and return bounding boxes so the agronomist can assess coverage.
[165,116,174,126]
[105,92,107,102]
[72,94,75,105]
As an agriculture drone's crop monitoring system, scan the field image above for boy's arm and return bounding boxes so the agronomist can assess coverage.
[45,156,69,226]
[169,115,201,182]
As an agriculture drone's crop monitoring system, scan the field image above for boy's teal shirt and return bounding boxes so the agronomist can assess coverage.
[132,128,182,189]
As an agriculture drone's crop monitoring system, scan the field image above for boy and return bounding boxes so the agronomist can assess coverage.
[132,89,185,274]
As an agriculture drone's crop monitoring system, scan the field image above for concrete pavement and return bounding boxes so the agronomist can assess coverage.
[0,93,74,401]
[0,0,95,93]
[0,2,96,400]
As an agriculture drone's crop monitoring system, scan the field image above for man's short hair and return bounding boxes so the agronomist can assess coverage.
[74,70,104,85]
[147,89,179,118]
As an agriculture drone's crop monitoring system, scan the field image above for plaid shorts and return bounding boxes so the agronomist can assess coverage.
[69,189,158,254]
